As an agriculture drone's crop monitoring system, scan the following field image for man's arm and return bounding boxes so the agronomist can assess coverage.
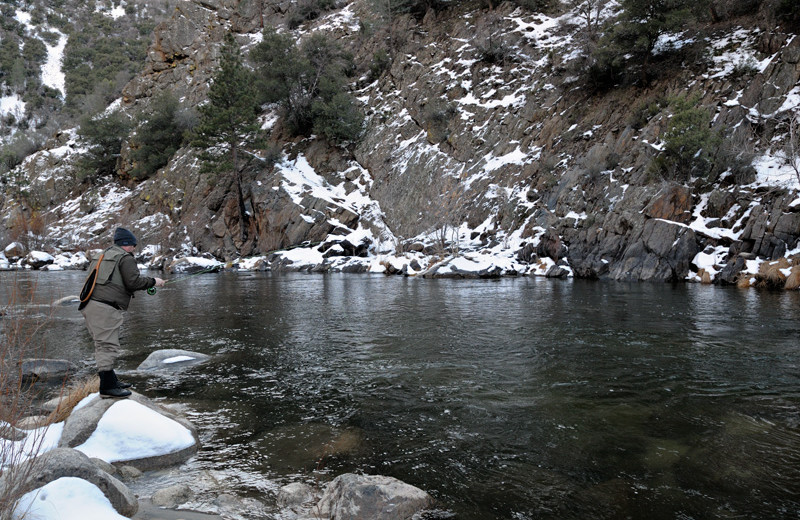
[118,254,157,292]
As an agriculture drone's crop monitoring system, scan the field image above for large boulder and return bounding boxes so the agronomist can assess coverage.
[58,393,199,471]
[316,474,433,520]
[4,241,26,260]
[23,251,55,269]
[5,448,138,517]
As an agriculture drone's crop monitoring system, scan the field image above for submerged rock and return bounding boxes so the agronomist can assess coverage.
[52,294,80,306]
[20,358,78,383]
[278,482,317,508]
[137,349,211,372]
[152,483,195,508]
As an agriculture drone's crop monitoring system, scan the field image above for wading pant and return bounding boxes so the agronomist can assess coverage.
[81,300,124,372]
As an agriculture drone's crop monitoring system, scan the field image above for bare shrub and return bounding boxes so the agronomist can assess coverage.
[427,174,466,257]
[786,111,800,186]
[712,123,757,185]
[0,276,55,520]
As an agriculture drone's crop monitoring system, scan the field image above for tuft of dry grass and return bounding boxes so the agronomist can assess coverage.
[784,266,800,290]
[698,268,713,284]
[756,258,790,289]
[44,377,100,425]
[736,273,753,288]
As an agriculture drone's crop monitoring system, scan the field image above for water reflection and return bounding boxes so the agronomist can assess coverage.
[2,271,800,519]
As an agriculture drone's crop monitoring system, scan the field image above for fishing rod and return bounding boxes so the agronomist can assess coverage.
[146,240,326,295]
[146,264,224,295]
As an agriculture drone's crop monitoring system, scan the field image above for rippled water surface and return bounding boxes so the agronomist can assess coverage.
[4,271,800,519]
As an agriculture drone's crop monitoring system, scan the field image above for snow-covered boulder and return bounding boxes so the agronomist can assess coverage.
[15,477,131,520]
[317,474,433,520]
[58,393,199,471]
[23,250,55,269]
[166,256,223,274]
[422,255,507,278]
[4,241,26,260]
[136,349,211,372]
[8,447,138,518]
[52,250,90,270]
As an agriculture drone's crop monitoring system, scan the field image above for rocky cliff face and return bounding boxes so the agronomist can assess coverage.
[2,0,800,286]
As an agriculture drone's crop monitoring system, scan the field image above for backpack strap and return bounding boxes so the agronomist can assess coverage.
[79,252,105,306]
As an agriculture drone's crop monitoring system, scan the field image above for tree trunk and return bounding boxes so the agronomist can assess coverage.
[232,144,249,242]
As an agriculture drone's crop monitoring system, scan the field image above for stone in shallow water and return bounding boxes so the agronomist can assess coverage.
[317,473,433,520]
[136,349,211,372]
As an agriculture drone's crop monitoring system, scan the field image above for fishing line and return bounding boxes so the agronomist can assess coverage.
[147,265,223,295]
[146,241,325,295]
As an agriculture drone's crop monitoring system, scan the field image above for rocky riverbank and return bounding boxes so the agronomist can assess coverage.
[1,352,439,520]
[4,233,800,291]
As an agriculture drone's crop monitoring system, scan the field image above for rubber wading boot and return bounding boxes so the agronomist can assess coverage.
[111,370,132,389]
[99,370,131,399]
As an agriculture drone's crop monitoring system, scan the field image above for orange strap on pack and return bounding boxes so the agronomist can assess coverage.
[79,252,105,304]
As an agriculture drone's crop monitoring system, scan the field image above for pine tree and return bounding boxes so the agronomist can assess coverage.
[192,32,261,243]
[128,93,187,180]
[588,0,699,89]
[250,29,363,143]
[77,109,133,182]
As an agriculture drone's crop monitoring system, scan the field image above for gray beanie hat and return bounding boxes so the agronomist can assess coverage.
[113,227,137,246]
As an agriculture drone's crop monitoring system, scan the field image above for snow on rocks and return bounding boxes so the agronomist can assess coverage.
[4,242,26,260]
[10,448,138,518]
[167,256,225,274]
[15,476,130,520]
[58,393,198,471]
[0,247,89,271]
[22,251,55,270]
[136,349,211,372]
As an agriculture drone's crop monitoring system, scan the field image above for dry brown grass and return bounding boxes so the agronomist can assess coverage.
[736,273,753,288]
[784,266,800,290]
[755,258,791,289]
[44,377,100,425]
[698,268,713,284]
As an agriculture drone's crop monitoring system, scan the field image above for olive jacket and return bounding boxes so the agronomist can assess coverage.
[88,245,156,311]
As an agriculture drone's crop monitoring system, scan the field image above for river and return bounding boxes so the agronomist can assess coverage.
[3,270,800,519]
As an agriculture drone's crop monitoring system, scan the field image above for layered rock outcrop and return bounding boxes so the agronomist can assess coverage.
[1,0,799,284]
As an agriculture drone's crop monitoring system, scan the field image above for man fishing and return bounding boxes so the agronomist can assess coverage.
[79,227,165,398]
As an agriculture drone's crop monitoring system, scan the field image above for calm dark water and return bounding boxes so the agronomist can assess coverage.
[3,270,800,519]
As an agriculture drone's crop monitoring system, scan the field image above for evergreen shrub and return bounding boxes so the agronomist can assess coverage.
[251,29,364,144]
[76,110,133,182]
[127,93,191,180]
[649,95,721,181]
